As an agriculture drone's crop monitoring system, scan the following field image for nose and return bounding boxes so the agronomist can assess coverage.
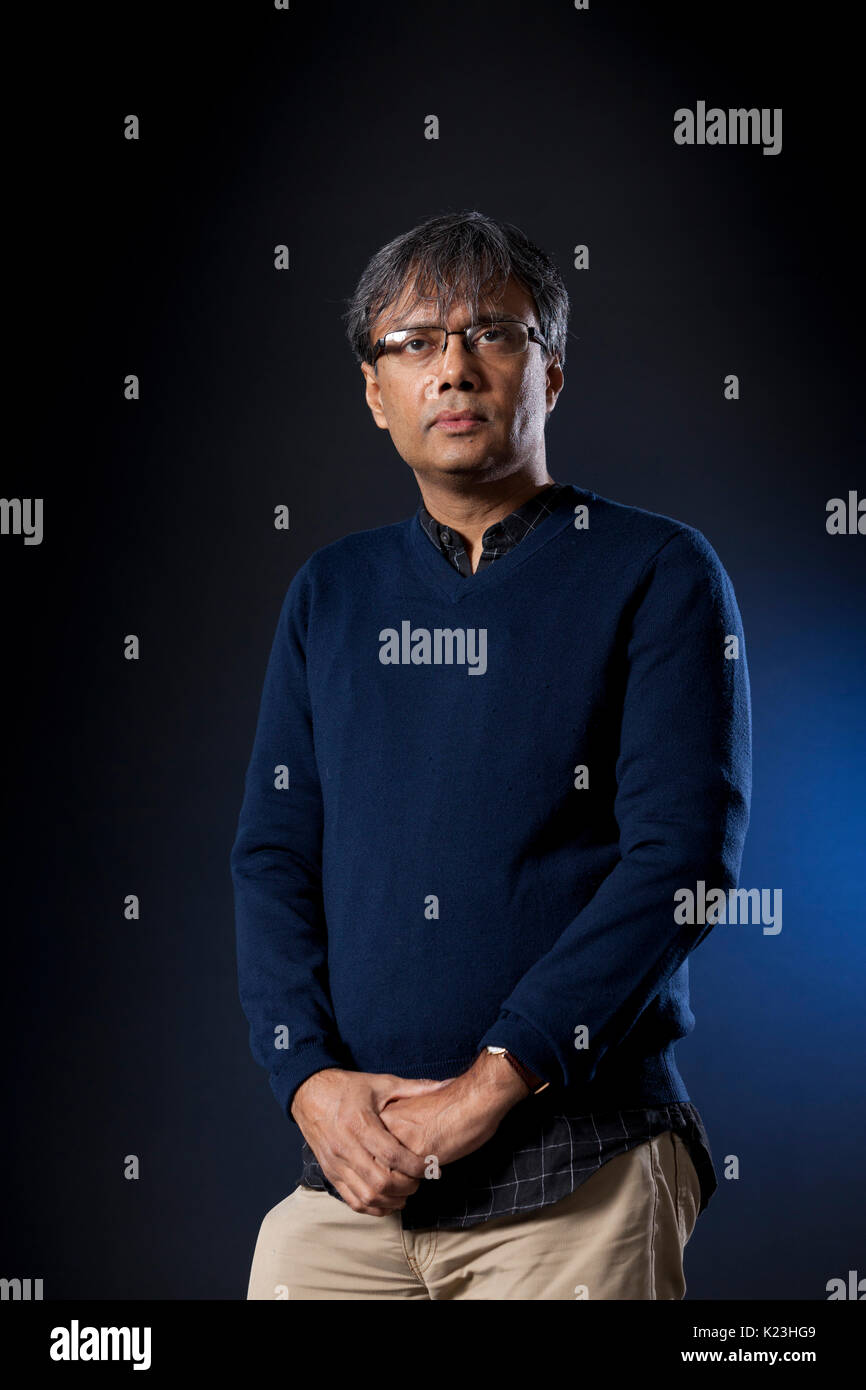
[434,331,483,388]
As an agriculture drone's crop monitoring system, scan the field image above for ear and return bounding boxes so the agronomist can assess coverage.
[545,354,564,415]
[361,361,391,431]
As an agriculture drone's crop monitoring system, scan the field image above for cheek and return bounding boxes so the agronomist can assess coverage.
[508,372,539,434]
[379,388,413,436]
[389,384,434,430]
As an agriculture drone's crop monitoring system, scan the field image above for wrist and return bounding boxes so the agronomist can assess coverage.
[290,1065,346,1119]
[468,1049,530,1109]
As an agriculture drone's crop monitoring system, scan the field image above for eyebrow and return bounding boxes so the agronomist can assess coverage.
[387,312,525,332]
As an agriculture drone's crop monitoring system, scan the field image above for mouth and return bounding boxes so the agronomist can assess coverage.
[432,413,488,432]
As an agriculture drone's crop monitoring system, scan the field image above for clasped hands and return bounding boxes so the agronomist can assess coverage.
[290,1052,530,1216]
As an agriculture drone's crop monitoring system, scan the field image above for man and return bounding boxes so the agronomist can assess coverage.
[230,209,751,1300]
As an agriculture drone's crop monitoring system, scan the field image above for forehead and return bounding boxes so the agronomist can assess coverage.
[369,272,537,340]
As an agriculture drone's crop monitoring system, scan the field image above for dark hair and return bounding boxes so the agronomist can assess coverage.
[342,209,571,370]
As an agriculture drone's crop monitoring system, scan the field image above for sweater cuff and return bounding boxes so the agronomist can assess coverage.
[477,1013,558,1088]
[269,1043,346,1125]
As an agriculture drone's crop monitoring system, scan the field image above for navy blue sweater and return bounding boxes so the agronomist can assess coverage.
[230,483,752,1121]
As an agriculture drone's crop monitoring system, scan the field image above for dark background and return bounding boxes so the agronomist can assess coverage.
[4,0,864,1299]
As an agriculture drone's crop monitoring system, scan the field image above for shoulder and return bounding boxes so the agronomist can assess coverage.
[572,485,733,586]
[281,514,410,605]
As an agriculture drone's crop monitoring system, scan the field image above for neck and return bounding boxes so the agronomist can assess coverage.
[415,469,555,549]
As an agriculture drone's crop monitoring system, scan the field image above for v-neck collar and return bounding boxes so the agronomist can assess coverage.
[406,482,583,604]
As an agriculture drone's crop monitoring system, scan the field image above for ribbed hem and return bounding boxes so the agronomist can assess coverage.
[476,1014,690,1107]
[477,1013,560,1087]
[337,1040,690,1110]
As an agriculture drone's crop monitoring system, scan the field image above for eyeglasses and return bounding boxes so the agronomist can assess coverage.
[371,319,549,368]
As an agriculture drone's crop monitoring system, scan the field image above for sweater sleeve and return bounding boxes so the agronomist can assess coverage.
[477,525,752,1088]
[230,567,347,1122]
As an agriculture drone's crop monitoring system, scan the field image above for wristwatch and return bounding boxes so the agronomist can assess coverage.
[484,1045,550,1095]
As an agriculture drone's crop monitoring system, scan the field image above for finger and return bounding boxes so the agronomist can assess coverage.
[375,1075,453,1105]
[331,1128,423,1196]
[357,1113,428,1182]
[323,1146,411,1209]
[339,1108,427,1180]
[328,1157,415,1215]
[377,1109,428,1159]
[331,1176,397,1216]
[375,1073,453,1095]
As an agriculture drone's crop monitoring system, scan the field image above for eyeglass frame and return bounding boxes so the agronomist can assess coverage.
[369,317,551,367]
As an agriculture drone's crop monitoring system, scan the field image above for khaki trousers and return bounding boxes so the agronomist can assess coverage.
[247,1130,701,1300]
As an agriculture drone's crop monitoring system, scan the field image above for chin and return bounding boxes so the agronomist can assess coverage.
[431,462,497,483]
[429,448,498,470]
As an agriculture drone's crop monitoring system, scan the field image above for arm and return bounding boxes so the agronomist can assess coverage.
[474,524,752,1087]
[230,569,445,1212]
[230,567,347,1117]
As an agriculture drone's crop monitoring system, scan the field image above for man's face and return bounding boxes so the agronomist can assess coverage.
[360,273,564,483]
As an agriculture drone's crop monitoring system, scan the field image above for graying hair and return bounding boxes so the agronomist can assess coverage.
[342,209,571,370]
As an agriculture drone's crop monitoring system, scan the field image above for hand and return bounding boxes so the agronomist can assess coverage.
[290,1068,452,1216]
[378,1051,529,1169]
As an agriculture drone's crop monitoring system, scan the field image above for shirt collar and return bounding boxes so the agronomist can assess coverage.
[417,482,566,568]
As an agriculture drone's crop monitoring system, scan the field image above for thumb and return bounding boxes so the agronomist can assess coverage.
[376,1074,455,1103]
